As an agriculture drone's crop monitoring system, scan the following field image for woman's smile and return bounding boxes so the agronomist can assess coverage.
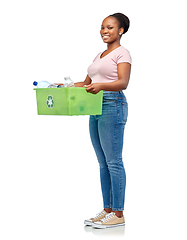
[102,34,110,40]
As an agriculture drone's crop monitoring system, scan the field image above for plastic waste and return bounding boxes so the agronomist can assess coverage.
[57,84,64,88]
[33,81,57,88]
[63,76,74,87]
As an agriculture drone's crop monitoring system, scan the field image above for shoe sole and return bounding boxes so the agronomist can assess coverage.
[92,222,125,229]
[84,220,93,226]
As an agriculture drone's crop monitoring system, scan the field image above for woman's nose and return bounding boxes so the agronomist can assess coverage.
[102,28,108,34]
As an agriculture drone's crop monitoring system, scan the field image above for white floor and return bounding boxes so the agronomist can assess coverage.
[1,183,186,240]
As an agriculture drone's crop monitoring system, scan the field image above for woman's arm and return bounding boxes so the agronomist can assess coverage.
[54,75,92,87]
[86,62,131,94]
[74,75,92,87]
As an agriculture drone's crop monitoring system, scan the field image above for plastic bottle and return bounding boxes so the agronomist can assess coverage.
[33,81,57,88]
[63,76,74,87]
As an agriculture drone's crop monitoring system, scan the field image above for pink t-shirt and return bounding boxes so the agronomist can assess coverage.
[87,46,132,83]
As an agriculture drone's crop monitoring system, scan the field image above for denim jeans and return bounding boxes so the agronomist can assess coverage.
[89,91,128,211]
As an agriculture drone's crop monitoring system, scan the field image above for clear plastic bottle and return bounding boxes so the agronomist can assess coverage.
[63,76,74,87]
[33,81,57,88]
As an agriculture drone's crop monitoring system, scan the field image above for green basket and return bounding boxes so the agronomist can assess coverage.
[34,87,103,115]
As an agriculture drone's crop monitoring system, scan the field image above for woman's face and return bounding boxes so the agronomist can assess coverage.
[100,17,123,44]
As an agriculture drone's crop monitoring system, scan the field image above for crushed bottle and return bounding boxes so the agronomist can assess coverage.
[63,76,74,87]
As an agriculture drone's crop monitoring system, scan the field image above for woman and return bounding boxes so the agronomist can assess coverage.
[76,13,132,228]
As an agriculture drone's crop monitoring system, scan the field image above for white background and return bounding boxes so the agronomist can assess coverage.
[0,0,187,239]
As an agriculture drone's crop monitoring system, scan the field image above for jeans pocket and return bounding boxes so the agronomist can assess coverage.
[122,102,128,123]
[103,95,117,102]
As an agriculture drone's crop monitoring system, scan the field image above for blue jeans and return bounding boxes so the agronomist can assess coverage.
[89,91,128,211]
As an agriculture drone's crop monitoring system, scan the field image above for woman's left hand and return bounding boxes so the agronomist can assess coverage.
[85,83,102,94]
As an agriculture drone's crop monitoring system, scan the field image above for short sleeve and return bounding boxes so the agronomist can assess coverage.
[116,48,132,65]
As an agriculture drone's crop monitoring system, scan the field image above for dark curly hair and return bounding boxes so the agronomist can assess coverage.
[109,13,130,35]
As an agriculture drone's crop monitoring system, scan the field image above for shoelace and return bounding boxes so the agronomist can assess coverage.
[101,212,115,223]
[94,210,106,220]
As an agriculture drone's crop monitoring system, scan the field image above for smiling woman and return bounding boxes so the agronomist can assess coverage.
[73,12,132,229]
[74,13,131,93]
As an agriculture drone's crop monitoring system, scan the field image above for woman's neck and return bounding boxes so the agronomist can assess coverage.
[107,42,121,52]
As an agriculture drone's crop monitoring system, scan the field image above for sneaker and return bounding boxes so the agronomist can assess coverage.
[84,210,108,226]
[92,212,125,229]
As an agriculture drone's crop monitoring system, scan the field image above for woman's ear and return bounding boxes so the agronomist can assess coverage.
[119,27,124,36]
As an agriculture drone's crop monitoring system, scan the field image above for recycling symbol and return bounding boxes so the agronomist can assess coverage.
[46,95,54,109]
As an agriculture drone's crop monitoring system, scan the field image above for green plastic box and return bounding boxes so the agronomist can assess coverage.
[34,87,103,115]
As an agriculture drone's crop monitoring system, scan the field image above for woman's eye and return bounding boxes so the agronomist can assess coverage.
[108,27,113,30]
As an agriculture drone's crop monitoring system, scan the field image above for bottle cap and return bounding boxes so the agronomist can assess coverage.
[33,81,38,86]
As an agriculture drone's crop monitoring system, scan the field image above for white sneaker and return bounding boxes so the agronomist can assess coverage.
[84,210,108,226]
